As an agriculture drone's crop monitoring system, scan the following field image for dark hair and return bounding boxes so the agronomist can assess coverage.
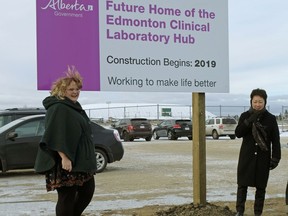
[250,88,267,105]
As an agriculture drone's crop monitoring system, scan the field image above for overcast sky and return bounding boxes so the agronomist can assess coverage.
[0,1,288,114]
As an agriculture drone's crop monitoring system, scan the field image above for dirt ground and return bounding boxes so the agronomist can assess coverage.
[97,198,286,216]
[0,136,287,216]
[96,137,288,216]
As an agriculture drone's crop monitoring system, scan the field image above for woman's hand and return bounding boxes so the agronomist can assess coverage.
[58,152,72,172]
[270,158,279,170]
[244,112,260,126]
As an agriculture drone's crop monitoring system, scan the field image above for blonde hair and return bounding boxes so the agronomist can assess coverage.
[50,66,83,99]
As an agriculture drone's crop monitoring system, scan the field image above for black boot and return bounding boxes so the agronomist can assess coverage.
[236,185,247,214]
[254,187,266,215]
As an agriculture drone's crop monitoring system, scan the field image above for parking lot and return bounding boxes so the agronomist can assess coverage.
[0,136,287,215]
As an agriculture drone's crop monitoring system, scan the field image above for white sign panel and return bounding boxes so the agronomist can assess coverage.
[99,0,229,93]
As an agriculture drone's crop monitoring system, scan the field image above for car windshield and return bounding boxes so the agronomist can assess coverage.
[90,121,105,130]
[222,118,237,124]
[0,115,45,133]
[0,118,24,133]
[175,120,191,124]
[131,119,148,124]
[0,115,13,128]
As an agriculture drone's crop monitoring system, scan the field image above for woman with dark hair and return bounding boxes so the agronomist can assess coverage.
[235,88,281,216]
[34,66,97,216]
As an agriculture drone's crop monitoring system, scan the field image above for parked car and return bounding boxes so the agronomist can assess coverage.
[0,108,46,128]
[111,118,152,141]
[91,121,124,172]
[153,119,193,140]
[205,116,237,139]
[0,115,124,173]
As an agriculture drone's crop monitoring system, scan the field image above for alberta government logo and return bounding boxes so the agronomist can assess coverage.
[41,0,94,17]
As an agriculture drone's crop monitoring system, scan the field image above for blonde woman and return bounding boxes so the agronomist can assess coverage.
[35,66,97,216]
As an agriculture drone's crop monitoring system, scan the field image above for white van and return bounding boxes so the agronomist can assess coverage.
[205,117,237,139]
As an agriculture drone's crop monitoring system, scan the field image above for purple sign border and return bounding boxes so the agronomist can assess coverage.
[36,0,100,91]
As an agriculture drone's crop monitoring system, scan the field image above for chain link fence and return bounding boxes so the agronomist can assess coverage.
[84,104,288,132]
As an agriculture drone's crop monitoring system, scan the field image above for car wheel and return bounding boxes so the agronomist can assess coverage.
[229,135,236,140]
[188,136,192,140]
[153,131,159,140]
[123,131,130,141]
[168,131,177,140]
[212,130,219,140]
[145,136,152,141]
[95,149,107,173]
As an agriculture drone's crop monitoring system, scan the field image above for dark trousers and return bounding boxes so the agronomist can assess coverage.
[254,187,266,215]
[236,185,266,215]
[56,177,95,216]
[236,185,247,213]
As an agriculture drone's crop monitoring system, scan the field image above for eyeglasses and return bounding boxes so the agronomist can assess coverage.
[67,88,80,92]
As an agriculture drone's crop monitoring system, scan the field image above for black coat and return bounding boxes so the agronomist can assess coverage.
[34,96,97,174]
[235,109,281,188]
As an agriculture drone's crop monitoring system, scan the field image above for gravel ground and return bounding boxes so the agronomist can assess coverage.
[0,136,287,216]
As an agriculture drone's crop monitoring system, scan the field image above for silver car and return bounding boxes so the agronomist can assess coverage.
[205,117,237,139]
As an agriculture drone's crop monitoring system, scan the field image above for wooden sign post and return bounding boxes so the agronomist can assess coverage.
[192,92,207,205]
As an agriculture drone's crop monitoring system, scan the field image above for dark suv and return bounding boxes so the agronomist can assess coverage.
[153,119,193,140]
[111,118,152,141]
[0,108,46,128]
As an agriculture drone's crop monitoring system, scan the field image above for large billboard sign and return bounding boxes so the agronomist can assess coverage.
[37,0,228,93]
[36,0,100,91]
